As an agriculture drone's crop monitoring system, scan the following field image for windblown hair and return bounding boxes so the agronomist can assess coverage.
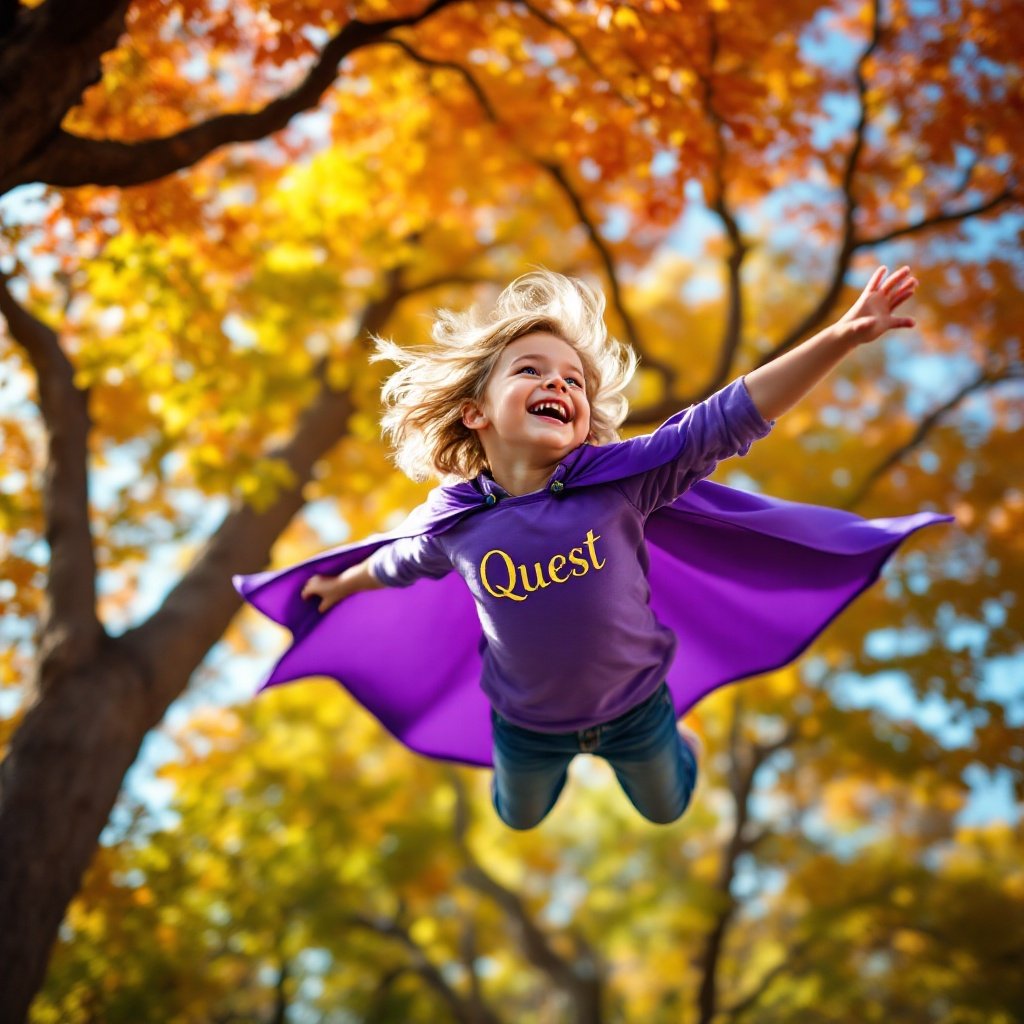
[370,269,639,482]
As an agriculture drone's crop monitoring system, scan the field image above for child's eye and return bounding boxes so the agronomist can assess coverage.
[515,365,584,389]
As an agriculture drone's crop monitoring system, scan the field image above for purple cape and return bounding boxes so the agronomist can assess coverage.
[233,436,953,767]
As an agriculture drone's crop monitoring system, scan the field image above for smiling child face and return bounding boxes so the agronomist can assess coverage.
[462,332,592,467]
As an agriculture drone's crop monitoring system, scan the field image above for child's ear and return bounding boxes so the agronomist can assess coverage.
[462,401,488,431]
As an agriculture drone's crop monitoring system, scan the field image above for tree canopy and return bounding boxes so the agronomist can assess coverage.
[1,0,1021,1020]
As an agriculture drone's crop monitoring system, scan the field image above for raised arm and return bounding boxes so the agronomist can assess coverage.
[744,265,918,422]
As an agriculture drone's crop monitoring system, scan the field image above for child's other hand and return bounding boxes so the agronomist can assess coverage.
[301,573,345,614]
[838,265,918,345]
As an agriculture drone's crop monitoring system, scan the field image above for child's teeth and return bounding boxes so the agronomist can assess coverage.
[531,403,566,420]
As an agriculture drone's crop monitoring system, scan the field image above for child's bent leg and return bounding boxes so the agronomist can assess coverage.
[490,710,575,830]
[603,685,699,825]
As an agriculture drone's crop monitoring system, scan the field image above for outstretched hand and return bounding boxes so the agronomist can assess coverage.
[838,265,918,344]
[301,574,343,614]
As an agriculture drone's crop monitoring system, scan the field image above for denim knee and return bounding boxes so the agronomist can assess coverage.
[490,775,564,830]
[632,777,695,825]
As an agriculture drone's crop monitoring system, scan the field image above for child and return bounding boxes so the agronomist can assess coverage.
[234,266,952,830]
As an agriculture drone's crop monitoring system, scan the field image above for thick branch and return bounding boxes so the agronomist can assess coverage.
[40,0,126,41]
[0,0,21,37]
[116,265,417,722]
[0,273,102,683]
[0,0,132,188]
[2,0,467,194]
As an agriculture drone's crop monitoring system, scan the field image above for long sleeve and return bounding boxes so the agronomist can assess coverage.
[367,530,455,588]
[614,376,774,516]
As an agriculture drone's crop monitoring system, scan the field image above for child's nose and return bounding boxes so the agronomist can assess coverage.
[544,376,568,391]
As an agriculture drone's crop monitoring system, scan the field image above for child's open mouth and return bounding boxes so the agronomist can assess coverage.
[527,400,572,423]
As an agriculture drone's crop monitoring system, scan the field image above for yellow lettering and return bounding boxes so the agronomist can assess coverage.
[480,549,526,602]
[480,529,606,601]
[568,547,590,576]
[519,561,550,592]
[548,553,568,583]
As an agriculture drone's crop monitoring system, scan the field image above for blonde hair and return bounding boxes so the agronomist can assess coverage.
[370,269,639,482]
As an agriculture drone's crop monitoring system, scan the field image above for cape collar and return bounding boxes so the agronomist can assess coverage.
[433,442,594,511]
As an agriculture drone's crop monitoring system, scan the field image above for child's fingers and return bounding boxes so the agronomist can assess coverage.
[890,283,916,307]
[879,266,912,292]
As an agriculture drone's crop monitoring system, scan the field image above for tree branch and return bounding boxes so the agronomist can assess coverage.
[517,0,635,110]
[0,0,21,38]
[743,5,1020,392]
[456,916,498,1024]
[621,9,765,424]
[695,11,748,399]
[269,955,290,1024]
[746,0,885,375]
[364,966,411,1024]
[721,934,818,1020]
[389,37,675,391]
[447,769,604,1024]
[116,264,417,722]
[722,880,899,1020]
[696,701,799,1024]
[0,272,102,686]
[2,0,468,194]
[750,722,799,768]
[112,256,495,726]
[856,180,1020,249]
[0,0,132,190]
[842,363,1024,510]
[346,912,489,1024]
[40,0,126,41]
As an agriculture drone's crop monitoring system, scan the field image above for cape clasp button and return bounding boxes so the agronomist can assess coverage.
[550,480,565,494]
[484,493,498,506]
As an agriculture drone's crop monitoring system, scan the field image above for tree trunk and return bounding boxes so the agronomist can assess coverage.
[0,636,155,1023]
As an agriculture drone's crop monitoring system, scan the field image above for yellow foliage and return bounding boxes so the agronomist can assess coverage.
[612,7,641,29]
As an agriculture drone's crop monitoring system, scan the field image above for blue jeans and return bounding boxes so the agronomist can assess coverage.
[490,682,698,830]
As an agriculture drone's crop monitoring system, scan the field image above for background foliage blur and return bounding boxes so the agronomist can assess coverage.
[1,0,1021,1021]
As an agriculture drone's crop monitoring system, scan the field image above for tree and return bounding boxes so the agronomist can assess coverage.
[33,684,1024,1022]
[1,0,1021,1020]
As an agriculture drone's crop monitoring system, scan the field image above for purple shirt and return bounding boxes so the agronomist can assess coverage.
[369,376,774,732]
